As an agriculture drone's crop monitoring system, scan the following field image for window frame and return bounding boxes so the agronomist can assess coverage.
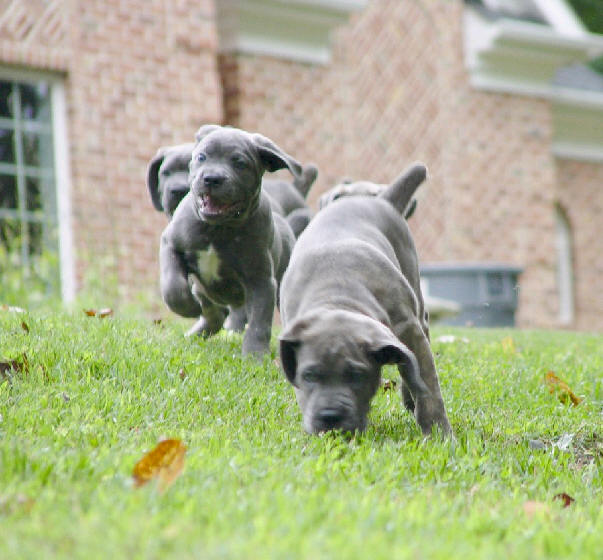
[0,66,74,302]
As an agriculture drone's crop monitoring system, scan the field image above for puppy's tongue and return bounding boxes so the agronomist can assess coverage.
[202,194,230,214]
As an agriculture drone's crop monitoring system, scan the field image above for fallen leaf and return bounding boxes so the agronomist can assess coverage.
[553,493,575,508]
[1,304,25,313]
[21,321,30,333]
[381,378,397,391]
[0,353,29,381]
[133,439,186,492]
[544,371,582,406]
[501,336,516,354]
[523,500,549,518]
[83,309,97,316]
[178,368,187,380]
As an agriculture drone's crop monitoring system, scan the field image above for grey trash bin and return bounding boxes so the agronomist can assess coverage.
[420,263,522,327]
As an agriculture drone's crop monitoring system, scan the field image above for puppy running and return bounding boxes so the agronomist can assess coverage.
[279,164,452,436]
[160,125,303,356]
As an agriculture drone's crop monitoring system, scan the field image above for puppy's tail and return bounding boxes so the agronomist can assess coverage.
[293,164,318,199]
[379,163,427,217]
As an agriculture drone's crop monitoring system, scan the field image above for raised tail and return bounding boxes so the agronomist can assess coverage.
[379,163,427,216]
[293,163,318,199]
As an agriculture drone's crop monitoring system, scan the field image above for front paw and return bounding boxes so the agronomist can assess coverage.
[186,316,221,338]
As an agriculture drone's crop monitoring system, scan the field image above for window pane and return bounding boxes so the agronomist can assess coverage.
[26,176,42,212]
[0,217,21,252]
[28,221,43,256]
[0,174,18,209]
[0,82,14,118]
[0,128,15,163]
[20,83,51,122]
[22,130,54,168]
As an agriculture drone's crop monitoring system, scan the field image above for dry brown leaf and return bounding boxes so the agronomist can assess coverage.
[83,309,97,316]
[178,368,187,380]
[381,378,397,391]
[21,320,30,333]
[553,493,575,508]
[544,371,582,406]
[0,353,29,381]
[501,336,516,354]
[133,439,186,492]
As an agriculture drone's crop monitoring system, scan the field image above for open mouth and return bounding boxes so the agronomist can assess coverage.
[198,193,246,219]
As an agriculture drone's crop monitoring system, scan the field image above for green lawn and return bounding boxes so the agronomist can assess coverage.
[1,309,601,559]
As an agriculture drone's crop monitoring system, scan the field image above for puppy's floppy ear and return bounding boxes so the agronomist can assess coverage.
[364,320,426,394]
[147,148,166,211]
[379,162,427,216]
[194,124,221,143]
[279,318,309,387]
[279,337,300,387]
[252,133,303,178]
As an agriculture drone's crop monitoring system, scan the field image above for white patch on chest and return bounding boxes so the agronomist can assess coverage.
[197,245,222,284]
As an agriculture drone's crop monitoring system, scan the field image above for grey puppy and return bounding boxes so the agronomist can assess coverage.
[147,143,196,218]
[279,163,452,436]
[319,179,417,219]
[160,124,303,356]
[147,142,317,236]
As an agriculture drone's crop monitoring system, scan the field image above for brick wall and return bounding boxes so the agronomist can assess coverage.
[221,0,602,330]
[2,0,601,330]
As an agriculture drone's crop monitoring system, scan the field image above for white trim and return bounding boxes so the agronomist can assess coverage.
[217,0,367,64]
[552,142,603,162]
[50,81,75,303]
[555,206,574,325]
[531,0,587,38]
[464,6,603,98]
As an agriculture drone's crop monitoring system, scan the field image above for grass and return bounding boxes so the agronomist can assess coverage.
[0,308,602,559]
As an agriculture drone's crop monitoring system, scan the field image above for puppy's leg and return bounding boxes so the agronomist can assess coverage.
[186,294,227,337]
[401,323,452,437]
[224,306,247,332]
[160,236,202,317]
[242,277,276,356]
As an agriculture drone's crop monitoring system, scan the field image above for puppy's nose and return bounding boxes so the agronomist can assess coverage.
[317,409,344,430]
[203,173,225,189]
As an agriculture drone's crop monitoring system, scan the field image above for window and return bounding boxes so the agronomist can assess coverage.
[0,76,62,300]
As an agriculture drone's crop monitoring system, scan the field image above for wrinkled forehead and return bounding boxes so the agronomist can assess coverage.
[196,129,256,158]
[163,150,192,171]
[297,333,367,370]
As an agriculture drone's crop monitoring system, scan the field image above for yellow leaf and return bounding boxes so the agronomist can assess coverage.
[501,336,516,354]
[133,439,186,492]
[544,371,582,406]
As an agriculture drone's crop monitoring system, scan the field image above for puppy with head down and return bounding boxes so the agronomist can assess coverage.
[159,125,304,356]
[279,164,452,436]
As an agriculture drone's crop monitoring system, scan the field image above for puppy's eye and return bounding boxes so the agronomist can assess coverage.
[345,369,366,385]
[232,156,248,170]
[302,369,322,384]
[196,153,207,163]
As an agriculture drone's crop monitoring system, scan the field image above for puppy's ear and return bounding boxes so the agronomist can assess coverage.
[147,148,166,211]
[252,134,303,178]
[365,321,429,398]
[293,163,318,198]
[194,124,221,142]
[279,337,300,387]
[379,162,427,216]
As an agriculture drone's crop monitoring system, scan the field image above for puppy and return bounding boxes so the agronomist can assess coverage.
[319,179,417,219]
[147,143,195,218]
[279,163,452,436]
[159,125,303,356]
